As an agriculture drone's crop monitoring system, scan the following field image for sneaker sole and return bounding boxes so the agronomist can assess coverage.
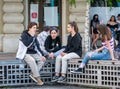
[71,71,83,74]
[57,80,66,83]
[29,74,38,83]
[37,82,44,86]
[51,79,59,82]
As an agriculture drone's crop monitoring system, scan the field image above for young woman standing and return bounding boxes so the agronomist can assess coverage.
[90,14,100,49]
[107,15,118,38]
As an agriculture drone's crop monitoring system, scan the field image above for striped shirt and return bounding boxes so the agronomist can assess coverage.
[102,37,114,50]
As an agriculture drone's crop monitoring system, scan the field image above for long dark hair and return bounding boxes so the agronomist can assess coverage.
[109,15,116,22]
[97,24,112,42]
[93,14,99,22]
[68,21,79,33]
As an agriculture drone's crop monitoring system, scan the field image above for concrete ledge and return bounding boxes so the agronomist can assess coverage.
[0,59,55,86]
[0,57,120,88]
[67,59,120,89]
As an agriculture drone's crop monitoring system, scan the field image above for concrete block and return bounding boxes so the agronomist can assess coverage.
[77,22,85,33]
[3,24,24,34]
[3,3,24,13]
[69,1,87,13]
[3,34,20,53]
[3,0,23,2]
[3,13,24,23]
[0,59,55,86]
[0,34,4,52]
[69,13,85,23]
[67,59,120,88]
[0,0,3,34]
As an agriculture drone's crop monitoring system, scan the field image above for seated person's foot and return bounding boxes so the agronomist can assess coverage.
[90,46,93,50]
[93,45,97,50]
[57,76,66,83]
[35,77,44,85]
[71,67,83,74]
[95,46,98,50]
[29,74,38,82]
[51,76,60,82]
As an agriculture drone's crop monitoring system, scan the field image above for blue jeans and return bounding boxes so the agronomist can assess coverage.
[54,48,65,57]
[82,48,111,65]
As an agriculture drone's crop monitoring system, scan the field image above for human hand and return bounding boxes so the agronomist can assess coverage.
[61,52,67,56]
[88,52,94,58]
[112,58,118,61]
[94,50,98,53]
[49,52,54,59]
[41,56,46,62]
[114,28,118,31]
[28,30,36,37]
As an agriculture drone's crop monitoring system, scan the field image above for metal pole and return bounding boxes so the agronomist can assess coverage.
[25,0,28,30]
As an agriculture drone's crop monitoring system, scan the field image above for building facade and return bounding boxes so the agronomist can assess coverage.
[0,0,90,54]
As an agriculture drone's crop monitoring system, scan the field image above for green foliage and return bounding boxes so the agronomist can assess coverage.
[116,0,120,2]
[86,0,120,7]
[106,0,113,7]
[86,0,94,3]
[70,0,76,7]
[70,0,120,8]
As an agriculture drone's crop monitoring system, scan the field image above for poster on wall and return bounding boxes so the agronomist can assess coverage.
[44,7,58,26]
[30,4,38,24]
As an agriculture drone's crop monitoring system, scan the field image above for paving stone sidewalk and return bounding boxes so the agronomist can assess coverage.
[1,84,93,89]
[3,86,91,89]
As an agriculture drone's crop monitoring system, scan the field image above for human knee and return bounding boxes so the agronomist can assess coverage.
[38,60,45,65]
[85,52,89,56]
[62,56,68,62]
[85,52,92,57]
[56,55,62,61]
[28,58,36,63]
[56,55,62,59]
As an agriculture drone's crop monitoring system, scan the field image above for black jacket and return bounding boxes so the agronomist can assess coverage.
[20,30,44,56]
[63,32,82,57]
[44,35,61,53]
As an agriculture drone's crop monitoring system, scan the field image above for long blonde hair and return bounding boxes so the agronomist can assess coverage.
[97,24,112,42]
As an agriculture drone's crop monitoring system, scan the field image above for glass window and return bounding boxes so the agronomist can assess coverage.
[43,0,60,26]
[29,0,62,35]
[29,0,61,27]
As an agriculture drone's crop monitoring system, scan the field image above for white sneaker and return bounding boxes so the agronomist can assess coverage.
[35,77,44,85]
[29,74,38,83]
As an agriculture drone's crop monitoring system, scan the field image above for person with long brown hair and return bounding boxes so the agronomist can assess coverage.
[71,24,116,73]
[51,21,82,82]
